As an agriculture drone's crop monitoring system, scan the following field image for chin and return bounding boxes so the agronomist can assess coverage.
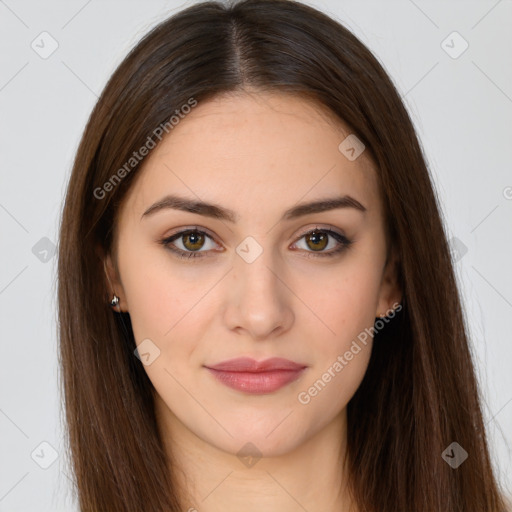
[209,421,306,459]
[220,435,300,461]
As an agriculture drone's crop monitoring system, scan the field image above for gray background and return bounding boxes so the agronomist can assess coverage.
[1,0,511,510]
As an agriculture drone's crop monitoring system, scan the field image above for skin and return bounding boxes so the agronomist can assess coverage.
[104,90,402,512]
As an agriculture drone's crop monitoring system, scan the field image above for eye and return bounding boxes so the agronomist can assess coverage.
[159,225,353,261]
[291,227,352,258]
[159,228,221,259]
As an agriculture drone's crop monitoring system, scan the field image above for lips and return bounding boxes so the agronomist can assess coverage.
[205,357,306,372]
[204,357,307,394]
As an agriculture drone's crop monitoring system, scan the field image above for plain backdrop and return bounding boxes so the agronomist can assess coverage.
[0,0,511,510]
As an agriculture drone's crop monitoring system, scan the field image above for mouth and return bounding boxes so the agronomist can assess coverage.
[204,357,307,394]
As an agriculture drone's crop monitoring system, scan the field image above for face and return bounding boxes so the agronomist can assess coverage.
[105,90,401,458]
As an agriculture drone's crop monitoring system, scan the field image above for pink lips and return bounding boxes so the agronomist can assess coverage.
[205,357,307,394]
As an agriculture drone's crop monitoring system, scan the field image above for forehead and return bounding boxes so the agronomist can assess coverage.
[120,91,382,222]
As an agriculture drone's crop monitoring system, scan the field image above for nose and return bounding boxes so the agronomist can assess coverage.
[222,247,295,341]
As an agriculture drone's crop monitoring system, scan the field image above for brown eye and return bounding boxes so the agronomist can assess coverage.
[182,231,205,251]
[304,230,329,251]
[292,227,353,258]
[160,228,220,260]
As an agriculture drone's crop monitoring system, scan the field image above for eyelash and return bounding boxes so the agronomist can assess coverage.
[159,226,353,260]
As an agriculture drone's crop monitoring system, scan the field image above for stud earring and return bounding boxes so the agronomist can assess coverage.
[110,294,120,308]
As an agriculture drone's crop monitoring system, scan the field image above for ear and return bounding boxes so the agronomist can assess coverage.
[96,243,128,313]
[376,246,402,317]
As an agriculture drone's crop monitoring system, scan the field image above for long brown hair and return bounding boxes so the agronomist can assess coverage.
[57,0,509,510]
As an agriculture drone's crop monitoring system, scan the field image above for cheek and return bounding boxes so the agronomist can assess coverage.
[117,242,221,388]
[293,261,380,401]
[297,344,372,427]
[119,243,201,338]
[296,273,376,412]
[301,261,381,341]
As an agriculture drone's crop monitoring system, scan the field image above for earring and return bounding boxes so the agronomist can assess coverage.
[110,294,120,308]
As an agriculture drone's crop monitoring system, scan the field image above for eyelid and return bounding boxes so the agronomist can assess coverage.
[167,226,222,246]
[290,224,346,243]
[164,225,217,240]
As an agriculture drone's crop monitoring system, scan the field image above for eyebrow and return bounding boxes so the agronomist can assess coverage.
[141,193,367,222]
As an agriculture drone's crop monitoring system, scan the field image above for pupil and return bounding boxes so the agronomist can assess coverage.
[185,231,203,250]
[308,231,327,251]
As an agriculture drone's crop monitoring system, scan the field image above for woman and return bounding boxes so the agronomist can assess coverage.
[57,0,509,510]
